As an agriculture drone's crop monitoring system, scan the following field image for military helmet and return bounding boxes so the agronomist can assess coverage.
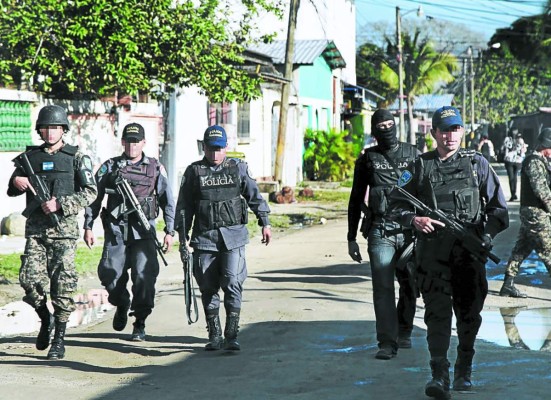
[537,127,551,149]
[35,105,70,131]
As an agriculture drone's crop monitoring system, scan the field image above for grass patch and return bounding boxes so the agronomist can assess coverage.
[0,241,105,282]
[297,189,351,203]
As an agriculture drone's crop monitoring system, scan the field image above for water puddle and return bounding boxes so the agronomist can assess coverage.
[288,214,315,229]
[487,250,548,283]
[0,288,113,338]
[478,307,551,351]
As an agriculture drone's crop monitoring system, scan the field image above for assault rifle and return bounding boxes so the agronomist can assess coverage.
[15,153,60,227]
[391,185,500,264]
[179,210,198,324]
[108,177,168,266]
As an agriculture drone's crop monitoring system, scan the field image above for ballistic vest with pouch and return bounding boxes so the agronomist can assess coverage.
[193,158,247,233]
[107,156,159,219]
[420,150,481,224]
[25,144,77,208]
[364,143,418,216]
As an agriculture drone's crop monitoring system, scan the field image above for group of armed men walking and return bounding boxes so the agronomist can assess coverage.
[7,104,551,400]
[7,105,271,360]
[348,105,551,399]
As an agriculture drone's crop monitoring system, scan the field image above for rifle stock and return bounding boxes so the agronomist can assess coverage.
[17,153,60,226]
[113,177,168,266]
[392,186,500,264]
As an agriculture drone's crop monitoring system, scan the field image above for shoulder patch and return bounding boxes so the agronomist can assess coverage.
[81,155,93,170]
[98,164,108,177]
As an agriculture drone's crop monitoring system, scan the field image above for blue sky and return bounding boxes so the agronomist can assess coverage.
[356,0,547,40]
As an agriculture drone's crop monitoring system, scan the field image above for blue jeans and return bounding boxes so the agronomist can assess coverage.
[367,225,417,349]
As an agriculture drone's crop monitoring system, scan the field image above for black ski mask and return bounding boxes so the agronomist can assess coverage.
[371,109,398,150]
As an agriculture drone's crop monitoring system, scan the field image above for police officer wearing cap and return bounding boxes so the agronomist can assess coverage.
[391,106,508,399]
[500,127,551,298]
[175,125,272,351]
[7,105,97,360]
[83,122,175,342]
[347,109,420,360]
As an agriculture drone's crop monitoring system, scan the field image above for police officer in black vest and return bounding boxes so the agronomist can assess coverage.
[83,123,176,342]
[391,106,509,399]
[8,105,97,360]
[175,125,272,351]
[347,109,420,360]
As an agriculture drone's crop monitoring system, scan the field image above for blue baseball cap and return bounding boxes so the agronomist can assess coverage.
[432,106,464,131]
[203,125,227,148]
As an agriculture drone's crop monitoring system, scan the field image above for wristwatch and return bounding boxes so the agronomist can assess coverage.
[165,229,176,236]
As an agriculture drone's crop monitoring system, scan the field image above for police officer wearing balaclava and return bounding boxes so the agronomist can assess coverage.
[347,109,420,360]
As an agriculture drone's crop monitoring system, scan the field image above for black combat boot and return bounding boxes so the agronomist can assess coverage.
[112,304,130,332]
[224,311,241,351]
[47,322,67,360]
[453,348,474,391]
[425,357,451,399]
[205,314,224,351]
[131,318,146,342]
[499,275,527,298]
[35,305,54,351]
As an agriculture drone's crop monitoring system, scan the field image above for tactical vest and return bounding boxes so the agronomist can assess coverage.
[25,145,77,207]
[192,158,247,233]
[106,156,159,219]
[420,150,481,223]
[520,153,551,209]
[364,143,418,216]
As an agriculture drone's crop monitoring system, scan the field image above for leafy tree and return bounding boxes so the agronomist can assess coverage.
[361,29,457,144]
[303,128,355,182]
[475,46,551,126]
[0,0,283,102]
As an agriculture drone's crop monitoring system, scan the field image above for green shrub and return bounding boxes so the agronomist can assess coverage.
[303,128,356,181]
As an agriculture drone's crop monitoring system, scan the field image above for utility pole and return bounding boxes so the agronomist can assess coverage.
[462,58,467,147]
[396,6,405,142]
[469,46,475,133]
[274,0,300,184]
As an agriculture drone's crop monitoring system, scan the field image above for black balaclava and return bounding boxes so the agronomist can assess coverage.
[371,109,398,150]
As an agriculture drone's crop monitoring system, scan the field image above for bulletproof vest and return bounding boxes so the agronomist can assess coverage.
[25,145,77,207]
[421,150,481,223]
[364,143,418,216]
[192,158,247,233]
[107,156,159,219]
[520,153,551,208]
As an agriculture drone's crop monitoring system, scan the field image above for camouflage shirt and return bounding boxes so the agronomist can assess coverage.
[7,144,98,239]
[521,153,551,213]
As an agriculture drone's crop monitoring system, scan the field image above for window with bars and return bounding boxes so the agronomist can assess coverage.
[237,102,250,140]
[208,102,232,125]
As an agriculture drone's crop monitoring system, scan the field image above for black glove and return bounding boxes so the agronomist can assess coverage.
[348,240,362,263]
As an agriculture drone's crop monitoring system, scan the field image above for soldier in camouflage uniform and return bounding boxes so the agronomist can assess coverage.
[500,127,551,298]
[7,105,97,360]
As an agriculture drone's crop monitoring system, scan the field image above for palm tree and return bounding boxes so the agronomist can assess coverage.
[381,29,458,144]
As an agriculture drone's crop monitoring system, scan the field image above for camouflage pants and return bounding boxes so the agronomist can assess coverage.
[19,237,78,322]
[505,207,551,277]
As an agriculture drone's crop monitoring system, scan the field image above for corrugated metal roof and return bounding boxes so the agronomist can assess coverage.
[248,40,346,69]
[388,94,455,112]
